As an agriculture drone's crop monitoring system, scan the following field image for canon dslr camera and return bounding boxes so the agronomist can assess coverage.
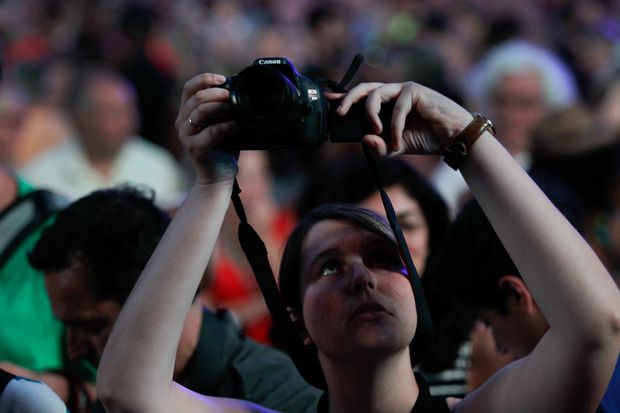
[221,57,391,150]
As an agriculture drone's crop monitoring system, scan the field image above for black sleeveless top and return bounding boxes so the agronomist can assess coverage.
[316,373,451,413]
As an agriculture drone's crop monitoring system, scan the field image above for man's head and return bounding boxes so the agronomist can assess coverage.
[29,186,170,365]
[0,86,28,166]
[465,39,578,157]
[426,174,583,358]
[69,68,139,159]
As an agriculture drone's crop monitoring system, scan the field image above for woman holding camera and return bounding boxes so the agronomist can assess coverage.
[97,73,620,413]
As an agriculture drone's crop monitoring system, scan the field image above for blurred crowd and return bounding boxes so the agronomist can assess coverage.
[2,0,620,410]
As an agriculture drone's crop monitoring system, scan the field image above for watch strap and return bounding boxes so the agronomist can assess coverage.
[443,113,495,170]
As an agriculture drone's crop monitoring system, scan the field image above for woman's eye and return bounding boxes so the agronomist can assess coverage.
[320,261,340,276]
[399,219,421,231]
[368,251,403,270]
[400,222,417,231]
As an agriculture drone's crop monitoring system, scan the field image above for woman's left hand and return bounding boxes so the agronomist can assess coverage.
[335,81,473,156]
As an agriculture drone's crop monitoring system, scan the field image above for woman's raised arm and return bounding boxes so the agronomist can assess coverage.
[96,73,274,413]
[339,81,620,413]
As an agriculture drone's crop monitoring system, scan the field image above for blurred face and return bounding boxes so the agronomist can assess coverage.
[78,78,138,154]
[491,71,546,155]
[359,185,430,274]
[299,219,417,361]
[0,90,27,165]
[45,260,121,366]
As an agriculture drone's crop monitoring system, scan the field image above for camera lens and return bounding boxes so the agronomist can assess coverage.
[236,69,283,117]
[230,66,301,134]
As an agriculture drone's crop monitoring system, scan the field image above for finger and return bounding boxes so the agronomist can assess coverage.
[324,92,346,100]
[193,87,230,104]
[336,82,384,115]
[177,88,232,133]
[390,83,415,153]
[365,83,402,135]
[189,102,233,128]
[362,135,389,157]
[177,103,232,138]
[180,120,240,152]
[180,73,227,109]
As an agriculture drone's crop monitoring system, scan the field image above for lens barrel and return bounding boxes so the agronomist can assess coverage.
[230,65,301,135]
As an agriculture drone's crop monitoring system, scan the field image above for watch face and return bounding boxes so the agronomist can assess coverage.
[473,113,496,136]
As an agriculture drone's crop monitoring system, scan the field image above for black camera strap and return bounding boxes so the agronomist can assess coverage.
[0,189,68,268]
[360,145,433,367]
[231,180,327,388]
[230,52,432,386]
[316,53,364,93]
[230,146,433,384]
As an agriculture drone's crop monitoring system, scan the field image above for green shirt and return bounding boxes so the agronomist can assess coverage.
[180,309,321,413]
[91,308,321,413]
[0,177,65,372]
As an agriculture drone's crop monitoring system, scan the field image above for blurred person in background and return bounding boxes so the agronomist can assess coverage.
[529,99,620,283]
[0,368,69,412]
[19,68,187,210]
[10,59,73,168]
[28,185,321,413]
[465,39,578,164]
[0,58,95,410]
[426,186,619,413]
[432,39,579,216]
[0,85,29,167]
[105,2,181,158]
[0,166,83,409]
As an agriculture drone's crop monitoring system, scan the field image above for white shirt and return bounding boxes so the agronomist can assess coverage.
[431,151,532,219]
[19,137,187,209]
[0,376,67,413]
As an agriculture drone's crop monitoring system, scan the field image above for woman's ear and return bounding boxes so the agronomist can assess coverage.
[287,306,313,346]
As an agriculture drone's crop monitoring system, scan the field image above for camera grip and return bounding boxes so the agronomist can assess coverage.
[328,98,394,144]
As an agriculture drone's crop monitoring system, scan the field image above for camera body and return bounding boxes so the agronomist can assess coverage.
[221,57,392,150]
[222,57,329,150]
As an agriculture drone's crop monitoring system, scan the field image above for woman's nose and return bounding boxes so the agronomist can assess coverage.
[349,261,376,294]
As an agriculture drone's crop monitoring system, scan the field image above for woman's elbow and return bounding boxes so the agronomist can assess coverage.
[582,303,620,354]
[96,369,152,413]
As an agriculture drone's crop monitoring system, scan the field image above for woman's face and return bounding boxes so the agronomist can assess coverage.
[298,219,417,361]
[359,185,430,274]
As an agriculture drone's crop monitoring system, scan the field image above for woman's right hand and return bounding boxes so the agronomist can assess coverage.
[175,73,240,185]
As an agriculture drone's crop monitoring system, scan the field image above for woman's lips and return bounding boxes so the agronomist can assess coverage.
[349,301,391,321]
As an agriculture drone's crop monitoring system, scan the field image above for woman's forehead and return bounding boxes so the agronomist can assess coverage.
[301,219,387,264]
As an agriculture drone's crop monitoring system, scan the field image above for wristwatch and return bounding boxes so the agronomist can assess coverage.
[443,113,495,170]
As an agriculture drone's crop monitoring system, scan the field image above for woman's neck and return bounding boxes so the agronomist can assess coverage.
[320,349,419,413]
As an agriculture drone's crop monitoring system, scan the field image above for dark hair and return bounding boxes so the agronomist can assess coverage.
[417,173,585,374]
[28,185,170,303]
[425,172,584,314]
[295,155,449,270]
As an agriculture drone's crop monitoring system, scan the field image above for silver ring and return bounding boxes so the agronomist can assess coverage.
[188,117,201,128]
